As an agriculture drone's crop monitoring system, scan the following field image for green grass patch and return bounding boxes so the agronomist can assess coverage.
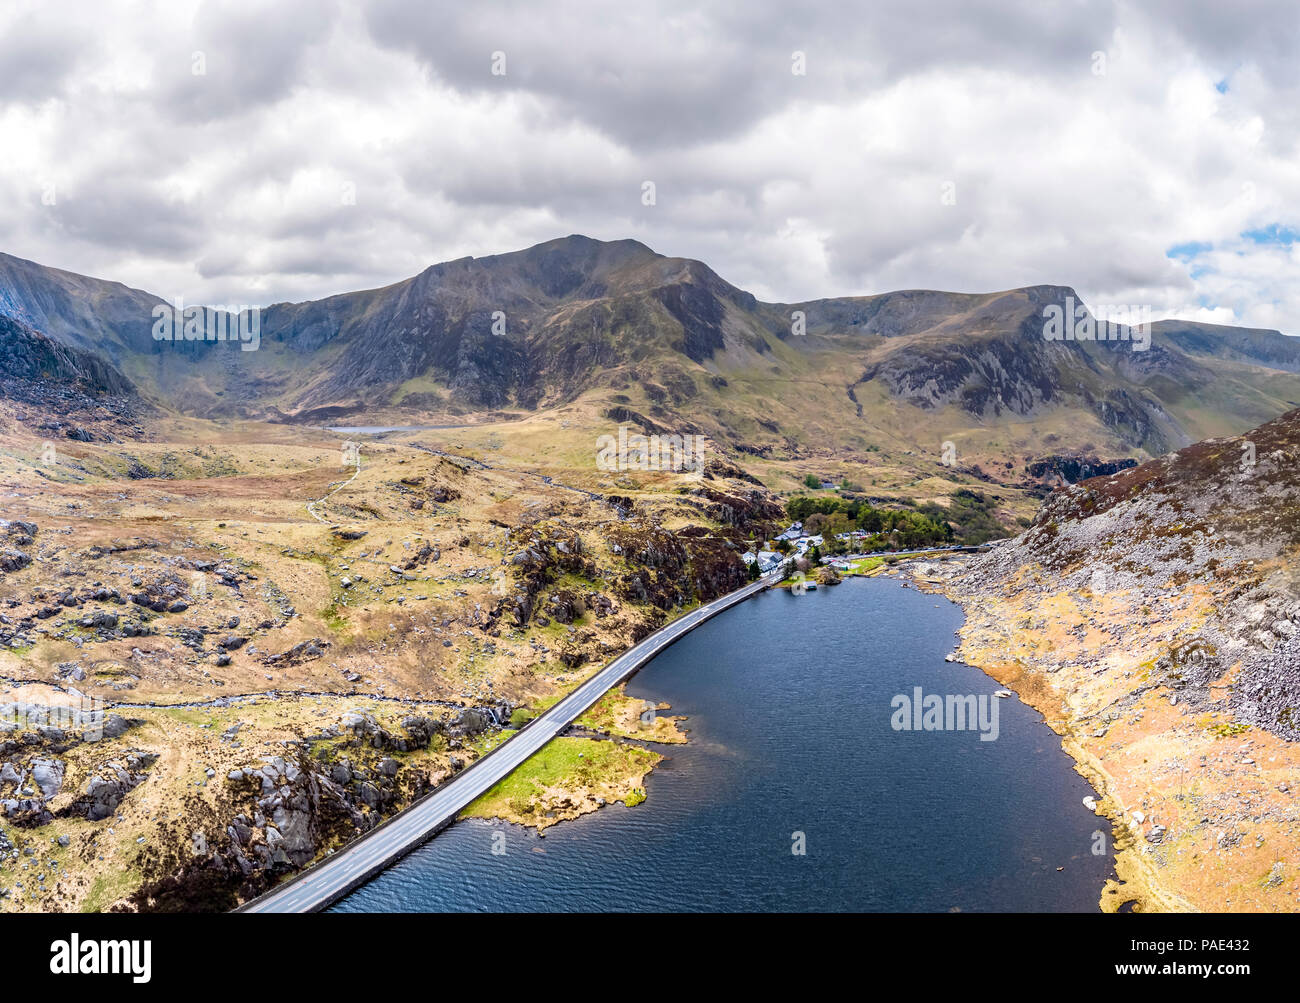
[461,736,659,824]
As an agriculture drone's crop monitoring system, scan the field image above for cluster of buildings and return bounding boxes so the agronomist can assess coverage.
[741,550,785,574]
[775,521,871,555]
[772,521,825,551]
[743,520,972,577]
[742,521,842,575]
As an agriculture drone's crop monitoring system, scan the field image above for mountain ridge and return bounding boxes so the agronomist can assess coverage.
[2,235,1299,471]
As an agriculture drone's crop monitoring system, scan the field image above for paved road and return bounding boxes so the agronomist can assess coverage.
[238,544,984,912]
[238,571,778,913]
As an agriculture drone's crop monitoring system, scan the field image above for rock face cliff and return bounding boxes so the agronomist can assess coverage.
[0,315,135,399]
[1157,319,1300,373]
[848,285,1202,453]
[0,315,144,441]
[1026,455,1139,484]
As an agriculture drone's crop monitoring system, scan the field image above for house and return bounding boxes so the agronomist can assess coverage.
[756,550,783,574]
[741,552,757,566]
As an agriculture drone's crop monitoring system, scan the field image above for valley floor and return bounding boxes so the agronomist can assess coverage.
[8,389,1287,913]
[0,407,768,911]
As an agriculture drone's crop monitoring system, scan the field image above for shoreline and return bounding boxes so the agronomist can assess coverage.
[895,557,1201,913]
[484,572,1122,909]
[464,685,690,831]
[238,575,772,911]
[338,569,1118,914]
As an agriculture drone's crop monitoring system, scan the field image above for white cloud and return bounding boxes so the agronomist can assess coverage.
[0,0,1296,332]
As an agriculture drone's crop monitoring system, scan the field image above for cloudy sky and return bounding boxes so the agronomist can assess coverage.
[2,0,1298,332]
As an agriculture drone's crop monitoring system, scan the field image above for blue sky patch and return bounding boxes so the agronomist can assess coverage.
[1167,241,1212,260]
[1241,223,1299,246]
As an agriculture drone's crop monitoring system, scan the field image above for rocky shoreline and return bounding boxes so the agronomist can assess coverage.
[873,410,1300,912]
[887,555,1189,912]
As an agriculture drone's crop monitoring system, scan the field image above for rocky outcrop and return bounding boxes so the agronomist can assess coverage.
[0,315,136,398]
[545,589,585,624]
[65,750,159,822]
[487,525,598,630]
[224,755,359,869]
[129,571,196,613]
[609,523,749,610]
[958,406,1300,739]
[263,638,328,666]
[0,549,30,574]
[125,705,509,911]
[0,520,37,576]
[686,485,784,529]
[1026,455,1139,484]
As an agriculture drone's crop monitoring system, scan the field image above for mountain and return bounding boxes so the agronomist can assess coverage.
[0,313,146,449]
[3,235,1299,469]
[1154,318,1300,374]
[921,399,1300,913]
[963,405,1300,736]
[0,314,135,398]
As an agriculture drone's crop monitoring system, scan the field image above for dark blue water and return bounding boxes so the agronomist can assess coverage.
[334,578,1113,912]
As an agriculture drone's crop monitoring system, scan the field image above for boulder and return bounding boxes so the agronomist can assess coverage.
[0,550,31,573]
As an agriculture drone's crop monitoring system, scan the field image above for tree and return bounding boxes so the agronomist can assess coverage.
[815,565,842,586]
[803,473,821,489]
[747,559,760,581]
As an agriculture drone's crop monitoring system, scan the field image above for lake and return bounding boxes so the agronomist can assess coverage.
[333,577,1113,912]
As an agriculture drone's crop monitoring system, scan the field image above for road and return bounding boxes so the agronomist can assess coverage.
[238,544,983,912]
[238,570,779,913]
